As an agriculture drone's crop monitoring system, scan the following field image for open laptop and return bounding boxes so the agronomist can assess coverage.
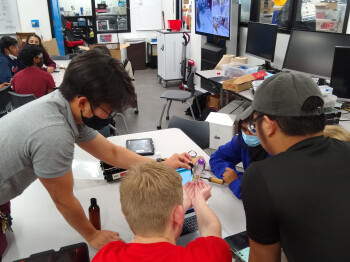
[176,168,201,246]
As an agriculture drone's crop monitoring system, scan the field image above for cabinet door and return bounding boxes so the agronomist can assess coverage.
[157,33,165,78]
[163,33,183,80]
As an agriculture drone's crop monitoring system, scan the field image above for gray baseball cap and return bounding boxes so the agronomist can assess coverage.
[240,72,324,121]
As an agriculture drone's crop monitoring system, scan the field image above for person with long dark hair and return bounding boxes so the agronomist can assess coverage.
[24,33,56,73]
[209,110,269,199]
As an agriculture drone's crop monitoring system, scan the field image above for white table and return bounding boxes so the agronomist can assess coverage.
[52,60,70,87]
[3,128,245,261]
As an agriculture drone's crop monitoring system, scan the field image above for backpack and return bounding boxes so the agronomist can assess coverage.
[185,92,211,119]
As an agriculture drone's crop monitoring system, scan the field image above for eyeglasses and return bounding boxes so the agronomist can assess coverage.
[247,115,264,135]
[92,105,117,119]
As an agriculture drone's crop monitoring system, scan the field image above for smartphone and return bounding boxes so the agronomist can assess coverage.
[177,167,193,186]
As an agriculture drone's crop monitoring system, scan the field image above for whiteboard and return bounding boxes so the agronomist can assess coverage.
[135,0,162,30]
[0,0,21,34]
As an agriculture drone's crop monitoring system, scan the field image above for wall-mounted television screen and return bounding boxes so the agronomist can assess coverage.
[195,0,231,40]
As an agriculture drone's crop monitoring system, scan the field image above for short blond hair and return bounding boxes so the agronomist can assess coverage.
[120,162,183,236]
[323,125,350,142]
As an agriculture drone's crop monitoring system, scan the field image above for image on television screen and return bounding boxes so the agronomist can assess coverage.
[195,0,230,39]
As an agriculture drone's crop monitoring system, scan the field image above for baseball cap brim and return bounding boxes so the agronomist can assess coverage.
[240,106,254,121]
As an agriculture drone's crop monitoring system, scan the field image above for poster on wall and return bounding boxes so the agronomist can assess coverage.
[100,34,112,42]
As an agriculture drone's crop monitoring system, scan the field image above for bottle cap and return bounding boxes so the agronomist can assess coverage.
[91,198,97,206]
[197,158,205,165]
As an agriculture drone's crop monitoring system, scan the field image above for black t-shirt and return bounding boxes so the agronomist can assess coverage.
[242,136,350,262]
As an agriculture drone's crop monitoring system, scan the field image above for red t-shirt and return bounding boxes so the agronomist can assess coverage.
[11,67,56,98]
[92,236,232,262]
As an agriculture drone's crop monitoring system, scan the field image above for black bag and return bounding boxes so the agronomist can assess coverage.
[185,92,211,118]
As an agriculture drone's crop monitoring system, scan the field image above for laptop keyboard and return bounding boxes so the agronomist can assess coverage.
[180,215,199,236]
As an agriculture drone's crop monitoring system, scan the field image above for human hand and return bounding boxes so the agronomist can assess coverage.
[0,82,10,89]
[183,182,194,210]
[193,180,212,204]
[47,66,55,73]
[163,152,192,170]
[88,230,122,250]
[223,167,238,185]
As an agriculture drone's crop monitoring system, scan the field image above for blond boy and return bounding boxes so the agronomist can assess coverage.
[93,162,231,262]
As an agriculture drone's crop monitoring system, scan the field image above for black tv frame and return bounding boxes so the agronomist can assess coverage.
[195,0,231,40]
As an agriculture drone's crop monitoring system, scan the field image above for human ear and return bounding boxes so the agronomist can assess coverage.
[262,115,277,137]
[77,96,89,111]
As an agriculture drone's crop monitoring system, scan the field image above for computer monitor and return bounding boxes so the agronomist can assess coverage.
[283,30,350,80]
[195,0,231,40]
[330,46,350,102]
[245,22,278,70]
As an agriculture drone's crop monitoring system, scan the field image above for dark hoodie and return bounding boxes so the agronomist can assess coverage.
[0,52,25,83]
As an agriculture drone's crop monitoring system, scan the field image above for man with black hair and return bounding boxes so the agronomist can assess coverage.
[240,72,350,261]
[0,36,25,84]
[0,50,192,253]
[11,45,55,98]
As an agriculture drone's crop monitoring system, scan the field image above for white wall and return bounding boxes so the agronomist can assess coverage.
[17,0,52,41]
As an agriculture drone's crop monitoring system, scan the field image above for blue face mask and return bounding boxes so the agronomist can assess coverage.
[242,131,260,147]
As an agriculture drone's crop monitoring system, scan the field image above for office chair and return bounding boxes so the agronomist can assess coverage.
[8,91,36,110]
[157,67,201,130]
[168,116,210,149]
[61,15,84,54]
[0,85,12,117]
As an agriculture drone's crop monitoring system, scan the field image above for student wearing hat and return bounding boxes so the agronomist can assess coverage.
[240,72,350,261]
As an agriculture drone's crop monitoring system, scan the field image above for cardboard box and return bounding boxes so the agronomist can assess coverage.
[206,94,220,110]
[222,71,267,92]
[205,112,236,150]
[88,43,130,61]
[315,2,338,9]
[42,38,60,56]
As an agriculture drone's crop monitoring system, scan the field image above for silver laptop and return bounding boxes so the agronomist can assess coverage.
[176,207,200,246]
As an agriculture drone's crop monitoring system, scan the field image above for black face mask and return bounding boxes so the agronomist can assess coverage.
[81,110,112,130]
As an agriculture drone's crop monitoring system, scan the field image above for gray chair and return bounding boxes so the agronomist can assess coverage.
[168,116,210,149]
[0,85,12,117]
[157,67,201,129]
[8,91,36,110]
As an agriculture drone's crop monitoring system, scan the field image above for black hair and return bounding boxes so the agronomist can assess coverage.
[59,49,136,112]
[236,114,268,162]
[93,45,111,56]
[0,36,18,53]
[256,96,326,136]
[18,45,43,66]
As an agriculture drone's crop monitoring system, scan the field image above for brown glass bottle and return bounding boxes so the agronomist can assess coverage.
[89,198,101,230]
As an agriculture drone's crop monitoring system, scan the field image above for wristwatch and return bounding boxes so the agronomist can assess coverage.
[156,158,164,162]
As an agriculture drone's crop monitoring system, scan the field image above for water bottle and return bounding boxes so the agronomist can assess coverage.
[193,158,205,181]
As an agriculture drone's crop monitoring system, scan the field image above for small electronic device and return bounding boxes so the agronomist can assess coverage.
[177,167,193,186]
[13,242,90,262]
[100,161,127,182]
[126,138,155,156]
[224,231,250,262]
